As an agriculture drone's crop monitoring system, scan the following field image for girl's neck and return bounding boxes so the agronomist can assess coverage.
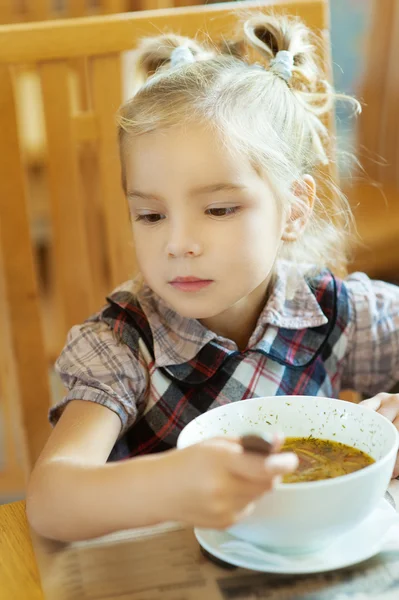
[199,277,272,351]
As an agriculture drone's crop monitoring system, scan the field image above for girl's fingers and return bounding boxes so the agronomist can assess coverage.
[233,476,280,501]
[264,453,299,476]
[358,395,399,479]
[392,415,399,479]
[228,446,298,482]
[271,431,285,452]
[360,395,384,411]
[361,394,399,423]
[377,397,399,423]
[392,453,399,479]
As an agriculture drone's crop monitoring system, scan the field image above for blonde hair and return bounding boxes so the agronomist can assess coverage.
[118,14,360,274]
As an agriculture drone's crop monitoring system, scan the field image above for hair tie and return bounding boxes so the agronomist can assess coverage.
[270,50,294,82]
[170,46,196,68]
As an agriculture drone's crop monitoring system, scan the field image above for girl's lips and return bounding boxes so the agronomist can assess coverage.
[169,278,213,292]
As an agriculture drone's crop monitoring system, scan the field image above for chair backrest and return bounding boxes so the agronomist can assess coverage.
[357,0,399,188]
[0,1,131,24]
[0,0,331,489]
[0,0,200,25]
[345,0,399,280]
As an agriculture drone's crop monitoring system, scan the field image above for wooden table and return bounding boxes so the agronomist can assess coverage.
[1,480,399,600]
[0,501,44,600]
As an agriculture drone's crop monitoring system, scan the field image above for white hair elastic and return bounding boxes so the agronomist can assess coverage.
[269,50,294,82]
[170,45,196,68]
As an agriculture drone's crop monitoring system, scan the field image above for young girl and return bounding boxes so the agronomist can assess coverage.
[27,14,399,542]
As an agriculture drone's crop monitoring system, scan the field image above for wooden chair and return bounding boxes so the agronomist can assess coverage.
[0,0,203,25]
[0,0,333,496]
[9,0,198,168]
[6,2,203,291]
[0,1,131,24]
[346,0,399,281]
[4,4,207,349]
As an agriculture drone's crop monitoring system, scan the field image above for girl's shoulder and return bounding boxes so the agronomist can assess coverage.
[338,271,399,394]
[278,262,398,337]
[341,270,399,323]
[52,277,151,433]
[301,265,399,343]
[98,277,153,353]
[308,266,398,315]
[275,261,345,322]
[58,276,152,372]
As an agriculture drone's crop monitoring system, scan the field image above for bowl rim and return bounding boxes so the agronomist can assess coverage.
[177,395,399,490]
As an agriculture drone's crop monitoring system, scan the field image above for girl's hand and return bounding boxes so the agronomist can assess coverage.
[360,393,399,478]
[163,436,298,530]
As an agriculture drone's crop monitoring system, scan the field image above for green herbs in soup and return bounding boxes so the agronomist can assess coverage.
[281,437,375,483]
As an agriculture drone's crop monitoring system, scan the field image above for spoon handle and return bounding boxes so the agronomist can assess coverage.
[240,434,274,456]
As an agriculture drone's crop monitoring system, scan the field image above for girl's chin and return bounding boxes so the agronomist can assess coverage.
[171,306,221,320]
[165,298,224,321]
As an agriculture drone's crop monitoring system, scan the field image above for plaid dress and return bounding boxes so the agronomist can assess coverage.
[50,261,399,461]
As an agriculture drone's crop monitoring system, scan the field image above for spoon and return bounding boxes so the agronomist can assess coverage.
[240,433,275,457]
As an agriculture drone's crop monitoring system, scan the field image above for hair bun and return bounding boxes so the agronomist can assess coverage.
[170,45,196,68]
[132,34,214,86]
[270,50,294,81]
[243,15,319,92]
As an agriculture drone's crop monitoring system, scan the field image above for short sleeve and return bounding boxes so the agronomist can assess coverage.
[49,319,148,436]
[341,272,399,396]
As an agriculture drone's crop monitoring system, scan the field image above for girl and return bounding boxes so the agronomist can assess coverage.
[27,14,399,542]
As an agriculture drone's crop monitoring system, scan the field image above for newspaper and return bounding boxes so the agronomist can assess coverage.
[38,490,399,600]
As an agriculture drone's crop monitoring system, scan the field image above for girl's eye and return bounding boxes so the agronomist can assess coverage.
[135,213,165,224]
[206,207,240,217]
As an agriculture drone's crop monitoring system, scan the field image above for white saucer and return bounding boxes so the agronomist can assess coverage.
[195,498,399,575]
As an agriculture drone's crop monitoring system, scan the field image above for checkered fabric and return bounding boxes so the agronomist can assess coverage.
[50,262,399,461]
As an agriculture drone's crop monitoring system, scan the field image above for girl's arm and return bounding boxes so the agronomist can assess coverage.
[26,400,175,541]
[342,273,399,395]
[26,400,298,543]
[341,274,399,477]
[360,393,399,478]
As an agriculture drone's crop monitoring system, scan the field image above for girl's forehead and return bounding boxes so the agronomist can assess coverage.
[125,124,261,189]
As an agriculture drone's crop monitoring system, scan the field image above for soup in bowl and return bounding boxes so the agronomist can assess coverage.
[177,396,399,554]
[280,436,375,483]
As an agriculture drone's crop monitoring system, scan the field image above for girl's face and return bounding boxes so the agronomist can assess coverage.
[125,123,287,321]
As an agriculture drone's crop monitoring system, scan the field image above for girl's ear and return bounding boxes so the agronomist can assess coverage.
[281,174,315,242]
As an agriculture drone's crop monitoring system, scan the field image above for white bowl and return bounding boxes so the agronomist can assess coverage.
[177,396,399,554]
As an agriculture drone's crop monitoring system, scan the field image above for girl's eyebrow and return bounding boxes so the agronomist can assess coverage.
[127,183,245,201]
[127,190,162,202]
[190,183,246,195]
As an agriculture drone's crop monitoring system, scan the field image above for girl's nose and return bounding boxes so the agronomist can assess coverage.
[166,222,203,258]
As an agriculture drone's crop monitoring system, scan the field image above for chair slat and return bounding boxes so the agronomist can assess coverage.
[0,64,51,468]
[381,4,399,186]
[39,61,96,335]
[90,53,136,288]
[101,0,129,13]
[73,111,99,142]
[25,0,50,21]
[357,0,394,182]
[0,469,25,495]
[0,0,14,24]
[68,0,88,18]
[0,1,328,63]
[0,240,25,478]
[140,0,175,10]
[79,142,110,307]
